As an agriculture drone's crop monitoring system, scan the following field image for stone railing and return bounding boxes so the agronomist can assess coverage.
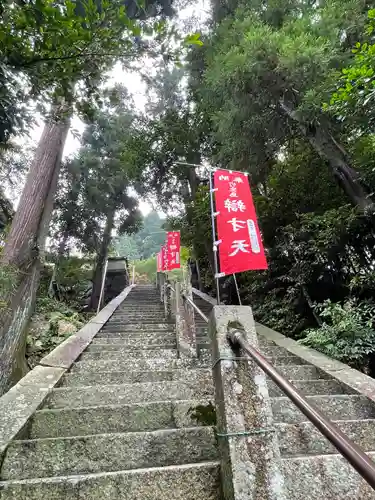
[156,270,197,358]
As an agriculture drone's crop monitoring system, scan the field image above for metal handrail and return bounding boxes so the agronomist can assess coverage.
[166,283,209,323]
[228,329,375,490]
[166,283,375,489]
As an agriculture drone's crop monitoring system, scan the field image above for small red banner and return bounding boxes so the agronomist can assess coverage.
[166,231,181,270]
[213,169,267,274]
[161,245,168,271]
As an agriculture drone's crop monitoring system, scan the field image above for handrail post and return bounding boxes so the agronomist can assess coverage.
[175,281,197,358]
[209,305,287,500]
[163,276,171,319]
[158,273,165,304]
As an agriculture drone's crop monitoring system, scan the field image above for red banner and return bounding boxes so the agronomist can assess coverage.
[156,251,162,272]
[161,245,168,271]
[213,169,267,274]
[166,231,181,270]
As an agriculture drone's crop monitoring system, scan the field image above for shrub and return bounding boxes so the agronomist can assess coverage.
[300,299,375,373]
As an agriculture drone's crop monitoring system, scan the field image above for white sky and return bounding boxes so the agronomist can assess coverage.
[23,0,210,215]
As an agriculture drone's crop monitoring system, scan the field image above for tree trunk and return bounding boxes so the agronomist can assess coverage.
[89,209,115,311]
[279,98,373,210]
[0,111,70,394]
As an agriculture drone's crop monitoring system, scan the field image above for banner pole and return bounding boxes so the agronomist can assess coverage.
[233,273,242,305]
[209,169,221,305]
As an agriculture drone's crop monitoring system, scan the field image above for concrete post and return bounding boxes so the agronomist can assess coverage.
[170,279,177,321]
[209,305,286,500]
[158,273,165,304]
[163,276,171,319]
[180,268,197,355]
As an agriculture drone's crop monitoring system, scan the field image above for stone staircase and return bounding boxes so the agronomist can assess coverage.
[0,285,221,499]
[192,293,375,499]
[2,283,375,499]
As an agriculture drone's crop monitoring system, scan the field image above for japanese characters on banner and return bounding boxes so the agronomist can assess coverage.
[166,231,181,270]
[161,244,168,272]
[213,169,268,275]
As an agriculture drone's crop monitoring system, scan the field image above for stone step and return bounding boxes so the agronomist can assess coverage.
[79,348,178,361]
[86,342,177,352]
[30,399,211,438]
[109,315,167,321]
[0,461,221,500]
[259,345,297,357]
[117,304,164,308]
[46,378,213,409]
[268,379,356,398]
[276,364,328,381]
[272,395,375,424]
[103,322,171,328]
[107,314,168,320]
[277,419,375,457]
[114,310,165,315]
[71,356,208,373]
[266,355,307,366]
[90,334,176,345]
[256,336,277,347]
[118,300,161,303]
[61,367,211,387]
[95,330,175,339]
[1,427,218,480]
[100,323,173,332]
[282,452,375,499]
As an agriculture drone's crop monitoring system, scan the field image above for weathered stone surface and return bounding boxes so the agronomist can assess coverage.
[276,419,375,456]
[173,280,197,359]
[86,342,177,351]
[30,399,213,438]
[90,335,176,346]
[257,346,295,358]
[71,356,208,373]
[95,330,175,339]
[282,453,375,500]
[272,395,375,424]
[0,462,221,500]
[192,288,217,306]
[0,366,65,455]
[267,379,356,398]
[39,286,135,369]
[99,323,173,332]
[45,379,213,409]
[275,364,328,380]
[209,305,287,500]
[2,427,217,479]
[79,347,178,361]
[257,323,375,408]
[61,368,211,387]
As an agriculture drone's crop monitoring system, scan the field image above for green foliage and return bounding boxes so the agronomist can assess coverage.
[134,246,190,283]
[300,300,375,373]
[134,255,158,283]
[27,296,85,367]
[52,90,143,257]
[329,10,375,131]
[113,211,166,260]
[0,0,177,144]
[184,33,203,47]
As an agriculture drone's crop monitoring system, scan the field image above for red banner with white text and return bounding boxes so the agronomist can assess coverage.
[166,231,181,270]
[213,169,267,274]
[161,245,168,271]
